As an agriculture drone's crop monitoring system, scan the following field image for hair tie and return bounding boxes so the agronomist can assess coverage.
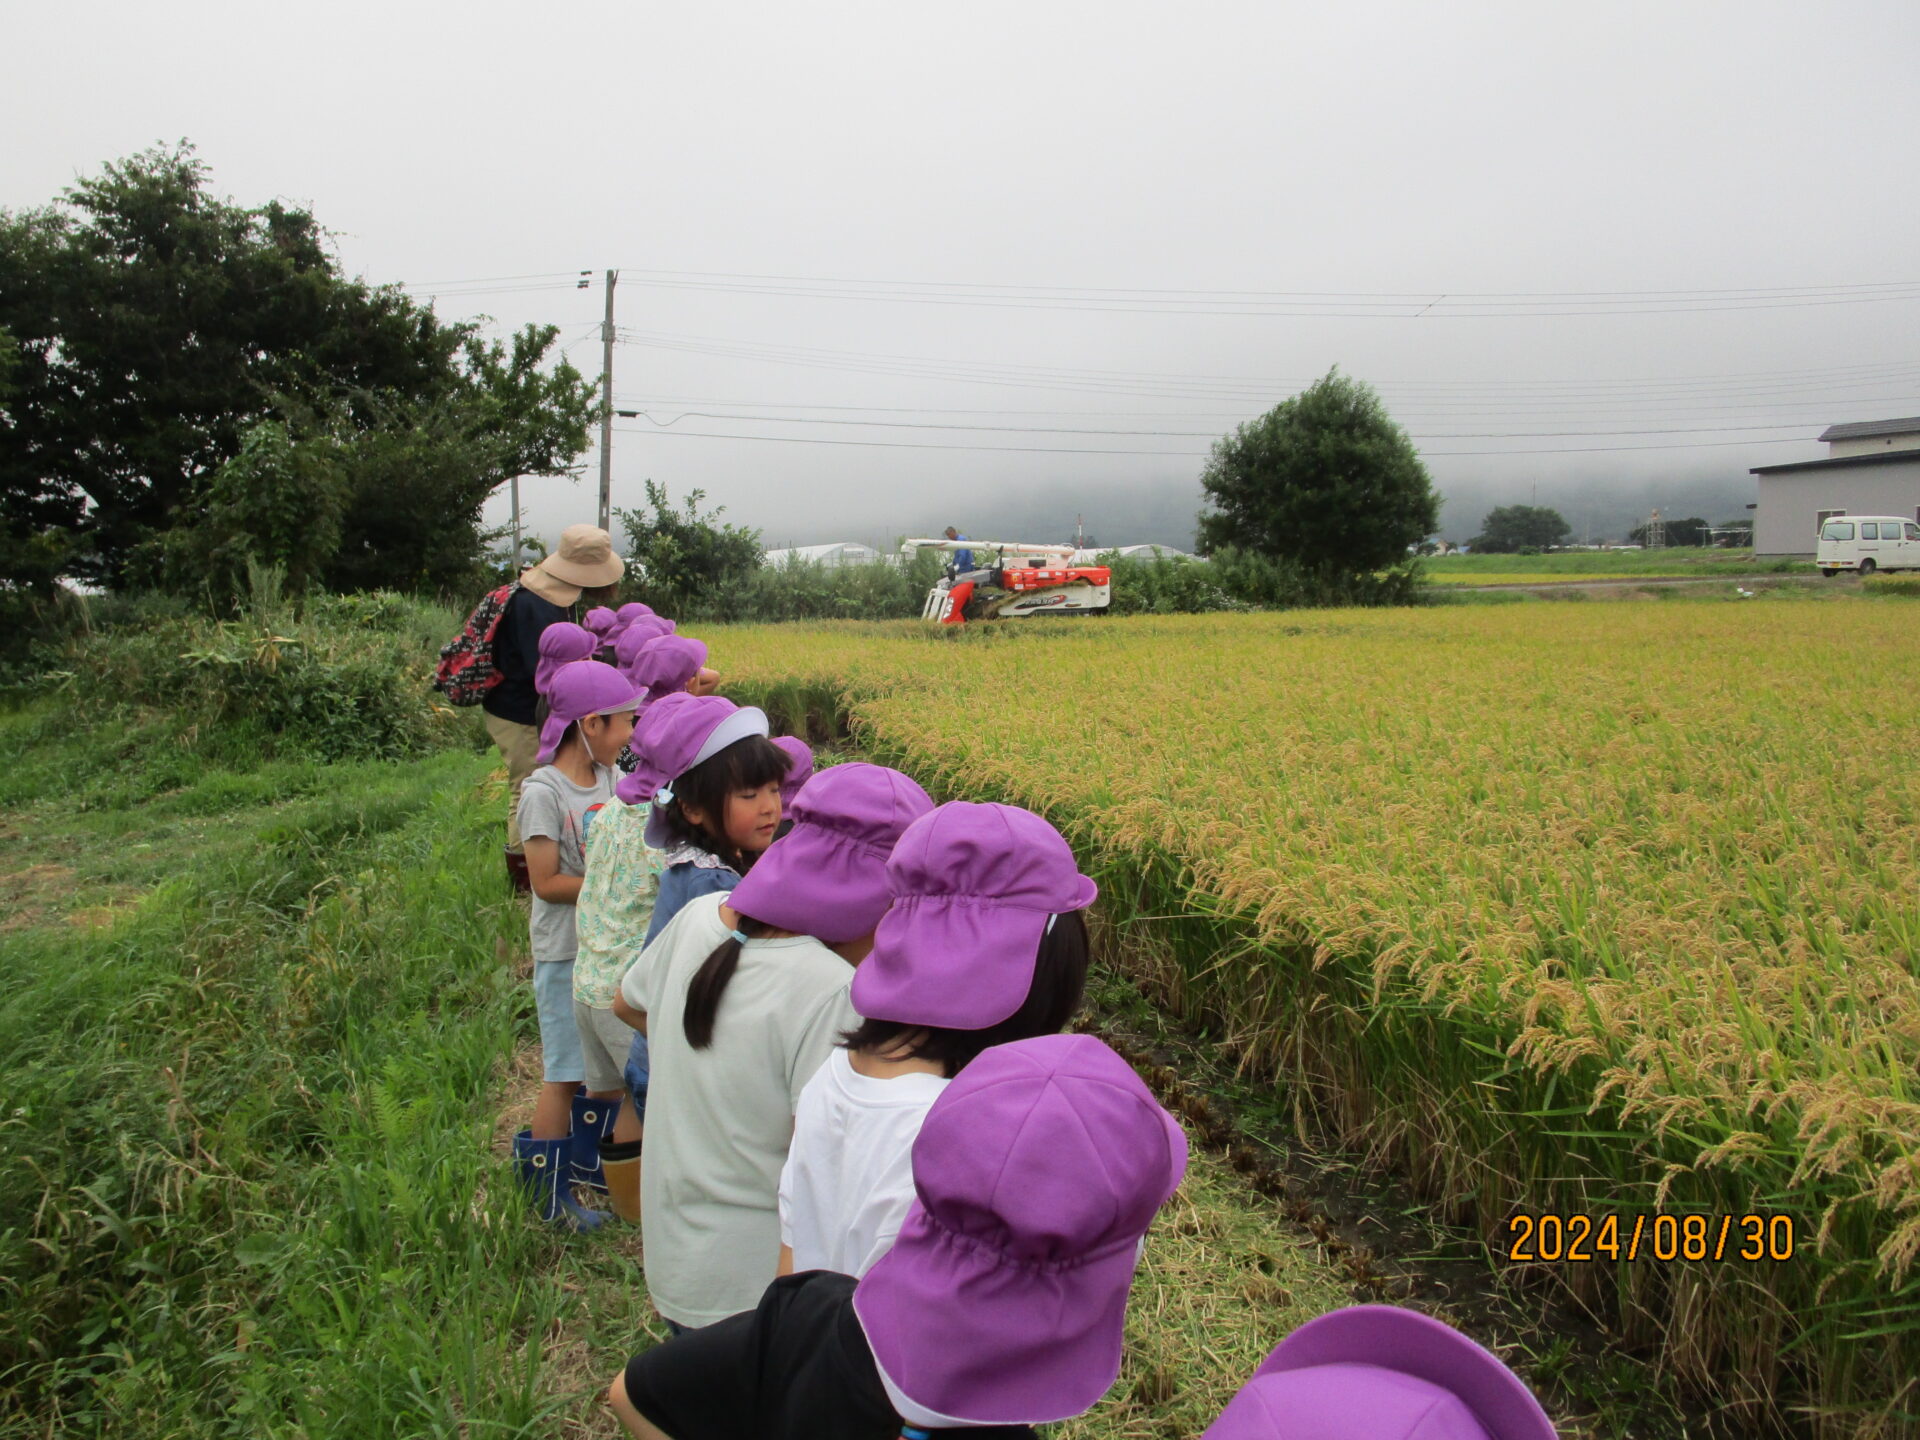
[655,783,675,806]
[900,1430,933,1440]
[729,929,749,945]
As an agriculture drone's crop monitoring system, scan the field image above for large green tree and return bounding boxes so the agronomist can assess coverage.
[1195,370,1437,579]
[1470,504,1571,553]
[0,144,593,594]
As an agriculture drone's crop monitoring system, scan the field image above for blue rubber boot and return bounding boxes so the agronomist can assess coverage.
[571,1090,620,1193]
[512,1129,608,1232]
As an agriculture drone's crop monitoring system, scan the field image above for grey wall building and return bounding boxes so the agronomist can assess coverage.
[1750,418,1920,556]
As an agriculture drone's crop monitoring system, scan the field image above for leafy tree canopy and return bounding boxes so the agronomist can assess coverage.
[617,481,764,617]
[1195,370,1437,578]
[1628,515,1710,548]
[1471,504,1572,553]
[0,143,594,595]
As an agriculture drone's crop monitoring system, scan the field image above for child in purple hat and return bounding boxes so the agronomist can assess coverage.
[629,634,720,707]
[583,605,619,654]
[611,633,715,776]
[606,1033,1187,1440]
[776,801,1095,1281]
[533,621,598,698]
[1200,1305,1560,1440]
[605,693,790,1179]
[612,763,932,1336]
[614,615,677,675]
[511,659,643,1232]
[612,694,788,942]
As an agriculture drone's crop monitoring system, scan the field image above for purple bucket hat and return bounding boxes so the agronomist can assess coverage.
[534,660,644,764]
[582,606,618,639]
[852,802,1098,1029]
[853,1033,1187,1425]
[615,693,771,839]
[1200,1306,1559,1440]
[533,622,597,696]
[771,735,814,809]
[613,615,677,675]
[728,763,931,944]
[614,601,654,630]
[630,634,709,705]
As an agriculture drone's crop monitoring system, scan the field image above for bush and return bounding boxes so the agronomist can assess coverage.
[1099,551,1246,616]
[32,568,469,762]
[678,550,946,623]
[1205,546,1425,608]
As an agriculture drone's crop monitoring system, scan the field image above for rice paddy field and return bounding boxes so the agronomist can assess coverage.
[716,600,1920,1438]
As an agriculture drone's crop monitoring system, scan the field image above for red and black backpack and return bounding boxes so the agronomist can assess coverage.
[432,582,518,705]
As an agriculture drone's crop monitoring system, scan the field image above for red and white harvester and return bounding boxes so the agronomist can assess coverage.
[907,538,1113,624]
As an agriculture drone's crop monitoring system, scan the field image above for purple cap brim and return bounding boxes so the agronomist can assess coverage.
[854,1209,1141,1425]
[730,828,891,944]
[853,877,1097,1028]
[536,690,644,764]
[1250,1307,1558,1440]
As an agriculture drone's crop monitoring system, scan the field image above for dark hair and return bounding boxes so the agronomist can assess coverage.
[683,912,776,1050]
[840,909,1091,1077]
[653,734,790,870]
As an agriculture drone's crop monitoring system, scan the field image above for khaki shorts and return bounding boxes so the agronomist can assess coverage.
[575,1000,642,1096]
[483,712,541,851]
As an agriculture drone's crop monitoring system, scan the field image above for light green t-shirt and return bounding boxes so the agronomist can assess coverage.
[572,797,665,1008]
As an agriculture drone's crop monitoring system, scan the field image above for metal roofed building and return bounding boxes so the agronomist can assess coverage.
[762,541,883,569]
[1749,417,1920,556]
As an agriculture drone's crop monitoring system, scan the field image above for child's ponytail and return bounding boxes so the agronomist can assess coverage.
[840,910,1092,1076]
[683,913,775,1049]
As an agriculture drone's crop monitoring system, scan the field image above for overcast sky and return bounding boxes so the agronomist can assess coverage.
[7,0,1918,546]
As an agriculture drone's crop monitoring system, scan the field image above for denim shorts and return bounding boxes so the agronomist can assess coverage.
[623,1031,652,1119]
[533,960,584,1083]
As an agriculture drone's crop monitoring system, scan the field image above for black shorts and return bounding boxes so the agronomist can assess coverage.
[622,1271,1038,1440]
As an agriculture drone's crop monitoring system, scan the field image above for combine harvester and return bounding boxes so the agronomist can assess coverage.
[906,538,1113,624]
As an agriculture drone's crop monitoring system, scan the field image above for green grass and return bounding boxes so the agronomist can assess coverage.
[0,698,659,1438]
[1426,547,1813,579]
[0,684,1402,1440]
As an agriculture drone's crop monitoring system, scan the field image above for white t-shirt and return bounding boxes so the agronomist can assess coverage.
[778,1049,948,1278]
[621,891,860,1328]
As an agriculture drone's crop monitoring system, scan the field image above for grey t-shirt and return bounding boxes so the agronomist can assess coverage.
[621,891,860,1327]
[517,762,617,965]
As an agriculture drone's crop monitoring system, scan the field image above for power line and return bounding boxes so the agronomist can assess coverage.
[613,331,1920,412]
[612,329,1916,393]
[612,265,1920,302]
[614,407,1835,441]
[607,267,1920,317]
[611,424,1814,459]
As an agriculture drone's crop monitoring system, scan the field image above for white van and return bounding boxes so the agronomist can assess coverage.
[1817,515,1920,576]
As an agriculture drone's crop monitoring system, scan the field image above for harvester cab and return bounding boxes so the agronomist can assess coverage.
[905,538,1113,624]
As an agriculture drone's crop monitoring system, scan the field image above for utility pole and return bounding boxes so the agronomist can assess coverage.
[510,475,522,573]
[598,269,618,531]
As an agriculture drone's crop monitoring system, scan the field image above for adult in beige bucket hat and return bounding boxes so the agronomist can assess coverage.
[483,525,627,890]
[519,523,627,605]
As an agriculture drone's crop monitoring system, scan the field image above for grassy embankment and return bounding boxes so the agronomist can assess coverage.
[715,600,1920,1440]
[1422,547,1815,586]
[0,593,655,1437]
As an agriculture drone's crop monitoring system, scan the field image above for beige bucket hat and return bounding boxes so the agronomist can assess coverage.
[520,524,625,604]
